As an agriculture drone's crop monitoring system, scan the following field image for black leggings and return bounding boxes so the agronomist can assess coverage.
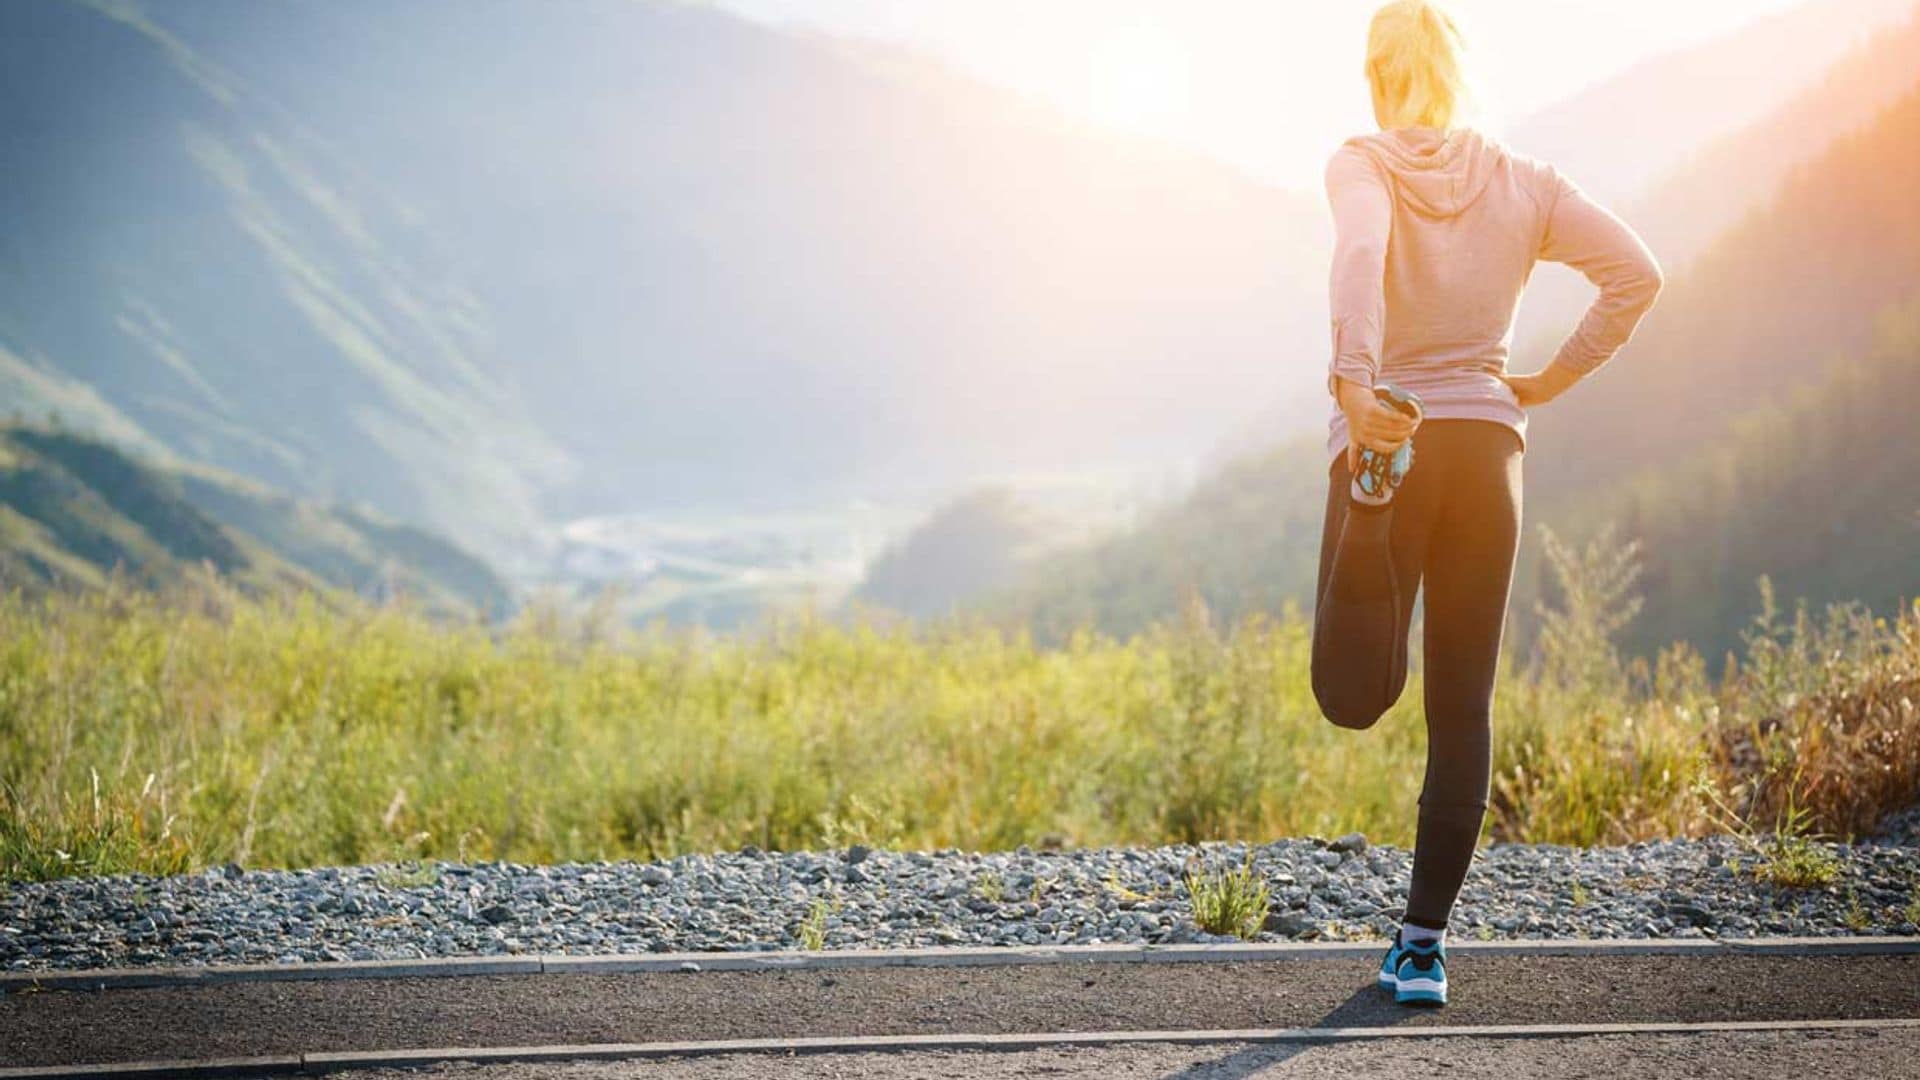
[1311,420,1522,929]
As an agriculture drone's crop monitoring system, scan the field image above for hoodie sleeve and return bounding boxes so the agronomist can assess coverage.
[1537,164,1665,380]
[1324,143,1392,396]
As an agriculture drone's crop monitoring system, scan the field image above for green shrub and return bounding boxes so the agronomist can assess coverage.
[2,548,1916,881]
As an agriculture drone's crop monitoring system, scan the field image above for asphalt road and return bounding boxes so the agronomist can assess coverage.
[5,952,1918,1071]
[379,1026,1920,1079]
[353,1028,1920,1080]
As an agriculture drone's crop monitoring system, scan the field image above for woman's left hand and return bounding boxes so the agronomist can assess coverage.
[1499,365,1581,408]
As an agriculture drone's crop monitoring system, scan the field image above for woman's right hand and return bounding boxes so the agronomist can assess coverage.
[1336,377,1418,472]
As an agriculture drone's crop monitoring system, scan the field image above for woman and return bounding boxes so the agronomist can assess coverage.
[1310,0,1663,1006]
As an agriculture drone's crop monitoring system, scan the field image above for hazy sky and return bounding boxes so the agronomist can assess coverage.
[709,0,1811,187]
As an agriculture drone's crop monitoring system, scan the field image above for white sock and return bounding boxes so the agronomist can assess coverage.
[1399,921,1446,947]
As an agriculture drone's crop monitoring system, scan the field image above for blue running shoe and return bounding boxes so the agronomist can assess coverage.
[1376,936,1408,990]
[1393,938,1448,1006]
[1351,383,1425,505]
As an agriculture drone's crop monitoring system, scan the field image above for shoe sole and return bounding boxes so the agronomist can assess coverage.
[1394,975,1447,1006]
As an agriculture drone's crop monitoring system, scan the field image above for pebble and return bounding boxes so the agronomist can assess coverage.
[2,813,1916,972]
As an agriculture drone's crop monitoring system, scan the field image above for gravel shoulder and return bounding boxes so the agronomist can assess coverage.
[6,952,1919,1068]
[5,825,1918,973]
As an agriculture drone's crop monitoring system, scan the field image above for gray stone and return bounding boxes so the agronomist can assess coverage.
[1265,911,1319,937]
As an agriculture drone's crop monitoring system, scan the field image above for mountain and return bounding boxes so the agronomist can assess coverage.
[1503,0,1917,355]
[986,439,1329,645]
[1623,5,1920,270]
[1,0,1326,560]
[851,487,1063,621]
[1525,82,1920,497]
[0,0,567,560]
[989,77,1920,652]
[1568,295,1920,660]
[0,422,510,615]
[1504,0,1914,210]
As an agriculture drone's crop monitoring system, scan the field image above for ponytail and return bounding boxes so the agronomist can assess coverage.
[1366,0,1470,131]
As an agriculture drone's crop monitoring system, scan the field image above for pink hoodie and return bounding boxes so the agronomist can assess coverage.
[1324,126,1664,460]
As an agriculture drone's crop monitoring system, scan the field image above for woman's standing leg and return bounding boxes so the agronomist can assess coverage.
[1401,423,1523,929]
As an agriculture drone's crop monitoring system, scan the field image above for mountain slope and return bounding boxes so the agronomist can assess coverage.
[1503,0,1917,354]
[2,0,1327,553]
[1527,82,1920,496]
[0,0,567,558]
[1623,5,1920,270]
[990,77,1920,651]
[852,487,1073,621]
[0,424,510,615]
[1504,0,1913,209]
[986,439,1328,645]
[1570,296,1920,660]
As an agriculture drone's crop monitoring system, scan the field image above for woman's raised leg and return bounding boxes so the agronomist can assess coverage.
[1310,448,1437,730]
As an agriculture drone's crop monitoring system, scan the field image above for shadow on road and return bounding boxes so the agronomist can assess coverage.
[1158,981,1420,1079]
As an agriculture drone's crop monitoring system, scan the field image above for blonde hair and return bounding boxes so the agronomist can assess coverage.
[1366,1,1470,131]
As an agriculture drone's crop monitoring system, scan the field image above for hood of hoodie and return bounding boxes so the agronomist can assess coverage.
[1344,127,1503,219]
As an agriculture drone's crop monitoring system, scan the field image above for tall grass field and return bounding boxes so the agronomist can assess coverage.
[3,532,1917,882]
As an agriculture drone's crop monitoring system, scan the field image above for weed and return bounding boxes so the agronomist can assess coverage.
[1569,881,1590,908]
[1102,873,1156,904]
[797,898,831,951]
[1843,889,1871,932]
[1756,834,1841,889]
[1693,771,1840,889]
[973,872,1006,904]
[374,864,441,889]
[1183,858,1270,941]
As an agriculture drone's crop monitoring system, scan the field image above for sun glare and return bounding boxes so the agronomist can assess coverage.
[1082,20,1194,139]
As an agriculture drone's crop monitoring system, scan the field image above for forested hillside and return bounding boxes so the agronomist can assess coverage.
[987,440,1329,644]
[993,73,1920,654]
[852,489,1060,621]
[1503,0,1915,357]
[0,424,509,616]
[1624,5,1920,269]
[1503,0,1913,210]
[1527,83,1920,497]
[1565,298,1920,660]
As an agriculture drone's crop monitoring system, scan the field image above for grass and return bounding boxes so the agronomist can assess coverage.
[797,898,831,950]
[1843,889,1872,932]
[1103,873,1157,904]
[1183,858,1271,941]
[1,533,1917,883]
[1694,762,1843,889]
[373,864,440,889]
[973,873,1006,904]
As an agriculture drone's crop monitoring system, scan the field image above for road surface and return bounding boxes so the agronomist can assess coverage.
[5,946,1917,1076]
